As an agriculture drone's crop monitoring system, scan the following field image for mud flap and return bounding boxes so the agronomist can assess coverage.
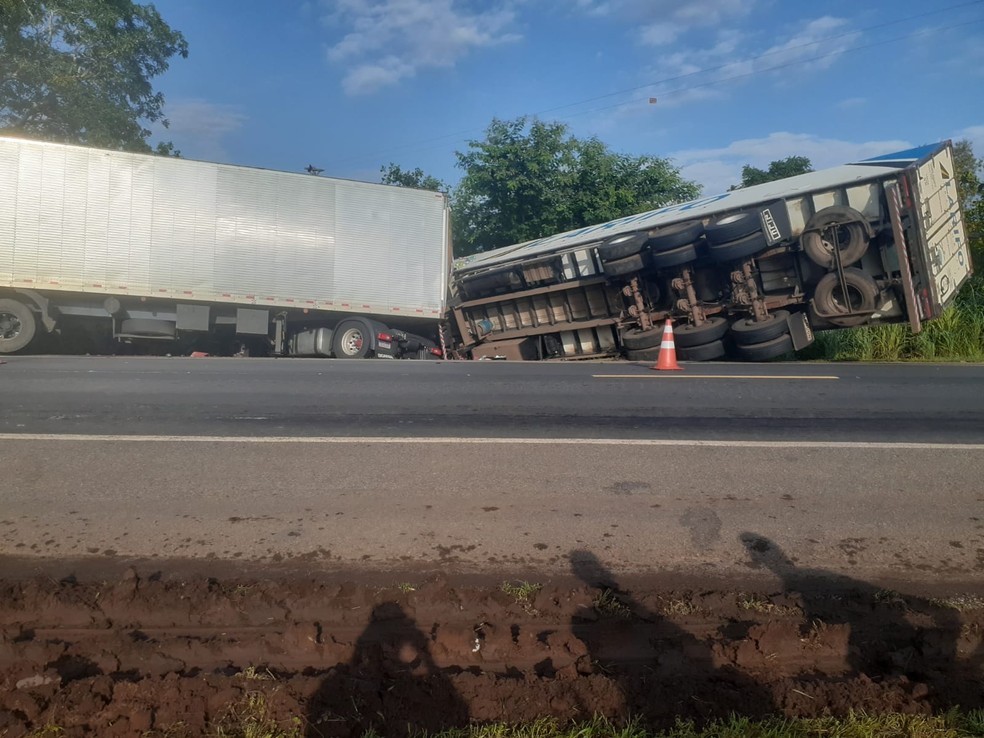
[787,312,815,351]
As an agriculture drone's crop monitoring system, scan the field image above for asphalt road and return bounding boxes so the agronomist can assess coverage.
[1,355,983,441]
[2,356,984,585]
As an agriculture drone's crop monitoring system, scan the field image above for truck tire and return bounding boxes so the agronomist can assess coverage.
[736,333,794,361]
[678,339,725,361]
[624,346,662,362]
[0,298,37,353]
[603,253,646,276]
[119,318,176,338]
[707,231,769,262]
[648,242,698,269]
[802,206,870,267]
[332,320,373,358]
[598,232,648,260]
[729,310,790,345]
[620,325,664,350]
[813,269,879,327]
[647,221,704,252]
[705,212,760,245]
[673,316,728,348]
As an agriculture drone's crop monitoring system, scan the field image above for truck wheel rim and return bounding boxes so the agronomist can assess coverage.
[0,312,22,340]
[341,328,364,355]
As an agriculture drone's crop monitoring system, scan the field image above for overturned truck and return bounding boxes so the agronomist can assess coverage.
[449,142,972,361]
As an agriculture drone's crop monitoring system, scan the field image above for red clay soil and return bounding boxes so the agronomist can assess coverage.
[2,549,984,737]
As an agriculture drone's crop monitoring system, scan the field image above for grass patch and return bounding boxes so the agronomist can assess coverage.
[799,280,984,362]
[929,594,984,612]
[593,589,632,618]
[658,597,705,617]
[397,582,417,593]
[400,711,984,737]
[501,580,542,604]
[213,691,302,738]
[737,594,798,616]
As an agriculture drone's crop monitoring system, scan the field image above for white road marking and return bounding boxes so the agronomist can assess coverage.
[593,374,840,380]
[0,433,982,450]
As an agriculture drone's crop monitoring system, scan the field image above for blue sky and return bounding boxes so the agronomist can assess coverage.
[150,0,984,196]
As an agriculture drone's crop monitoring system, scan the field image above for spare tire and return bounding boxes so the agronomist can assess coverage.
[705,211,761,245]
[598,232,649,260]
[647,221,704,252]
[801,206,870,267]
[813,269,879,327]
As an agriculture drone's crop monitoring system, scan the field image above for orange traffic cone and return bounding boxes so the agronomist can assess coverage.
[651,319,683,371]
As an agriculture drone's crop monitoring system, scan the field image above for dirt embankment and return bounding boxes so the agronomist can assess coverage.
[2,545,984,737]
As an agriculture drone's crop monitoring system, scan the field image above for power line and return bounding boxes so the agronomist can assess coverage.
[324,3,984,171]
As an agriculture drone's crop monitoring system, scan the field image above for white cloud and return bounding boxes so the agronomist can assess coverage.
[578,0,751,46]
[157,99,247,161]
[671,132,912,195]
[639,16,861,108]
[320,0,521,95]
[836,97,867,109]
[954,125,984,155]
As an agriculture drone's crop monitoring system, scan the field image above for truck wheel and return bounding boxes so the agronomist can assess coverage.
[730,310,790,345]
[813,269,879,327]
[332,320,372,358]
[678,339,725,361]
[119,318,177,337]
[647,221,704,252]
[603,253,646,276]
[0,298,37,353]
[674,316,729,348]
[620,325,664,350]
[624,346,661,361]
[737,333,795,361]
[705,212,760,245]
[598,232,648,260]
[802,206,870,267]
[648,242,698,269]
[707,231,768,262]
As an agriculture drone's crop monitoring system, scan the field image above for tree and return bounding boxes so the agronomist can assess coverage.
[380,163,446,192]
[952,139,983,271]
[0,0,188,153]
[452,117,700,256]
[733,156,813,189]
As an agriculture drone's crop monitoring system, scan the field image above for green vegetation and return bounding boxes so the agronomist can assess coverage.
[799,138,983,363]
[417,712,984,738]
[799,281,984,362]
[0,0,188,153]
[500,579,542,605]
[731,156,814,189]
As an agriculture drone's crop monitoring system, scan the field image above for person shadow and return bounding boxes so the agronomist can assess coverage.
[305,601,468,738]
[739,531,984,711]
[569,548,775,726]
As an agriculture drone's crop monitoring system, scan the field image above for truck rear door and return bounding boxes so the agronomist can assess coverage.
[906,143,973,318]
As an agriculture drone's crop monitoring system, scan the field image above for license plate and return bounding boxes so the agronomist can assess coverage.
[378,340,391,349]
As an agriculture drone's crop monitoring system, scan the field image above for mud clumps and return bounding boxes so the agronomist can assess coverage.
[0,560,983,737]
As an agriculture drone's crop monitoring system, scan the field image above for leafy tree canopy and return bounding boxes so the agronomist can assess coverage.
[733,156,813,189]
[380,163,446,192]
[451,117,700,256]
[952,139,983,270]
[0,0,188,153]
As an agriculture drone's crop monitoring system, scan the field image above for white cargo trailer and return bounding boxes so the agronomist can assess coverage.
[0,137,451,357]
[450,142,973,361]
